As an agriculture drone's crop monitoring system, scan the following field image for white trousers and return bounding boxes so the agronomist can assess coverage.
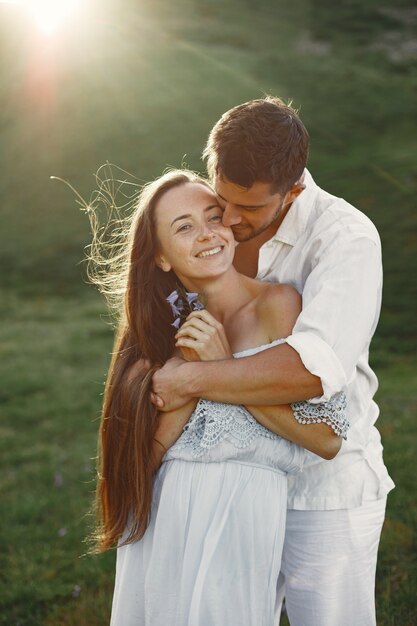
[276,498,387,626]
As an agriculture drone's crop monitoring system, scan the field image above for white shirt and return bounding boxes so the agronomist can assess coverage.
[257,170,395,510]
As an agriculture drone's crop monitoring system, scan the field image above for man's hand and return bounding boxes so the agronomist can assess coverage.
[151,356,194,412]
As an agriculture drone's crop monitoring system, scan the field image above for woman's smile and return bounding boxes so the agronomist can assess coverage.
[195,245,224,258]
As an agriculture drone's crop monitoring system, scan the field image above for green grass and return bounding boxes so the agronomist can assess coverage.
[0,0,416,623]
[0,290,114,625]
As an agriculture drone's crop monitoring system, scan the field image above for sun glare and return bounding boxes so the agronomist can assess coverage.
[4,0,82,34]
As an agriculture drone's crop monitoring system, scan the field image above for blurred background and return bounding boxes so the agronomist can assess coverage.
[0,0,416,623]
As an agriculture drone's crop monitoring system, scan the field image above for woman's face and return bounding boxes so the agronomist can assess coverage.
[154,182,235,288]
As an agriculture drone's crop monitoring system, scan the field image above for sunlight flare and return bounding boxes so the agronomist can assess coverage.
[2,0,82,34]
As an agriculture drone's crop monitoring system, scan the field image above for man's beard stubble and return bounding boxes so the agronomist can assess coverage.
[231,200,286,243]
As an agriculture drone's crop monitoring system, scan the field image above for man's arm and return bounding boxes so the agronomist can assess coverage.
[152,343,321,410]
[285,235,382,401]
[153,234,382,410]
[151,356,342,459]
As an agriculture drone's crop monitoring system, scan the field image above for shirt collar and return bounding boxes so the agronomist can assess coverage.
[267,169,318,247]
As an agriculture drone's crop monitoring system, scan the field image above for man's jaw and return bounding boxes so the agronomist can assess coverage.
[231,225,254,242]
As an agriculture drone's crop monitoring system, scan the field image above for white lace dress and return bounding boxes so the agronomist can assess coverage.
[110,339,348,626]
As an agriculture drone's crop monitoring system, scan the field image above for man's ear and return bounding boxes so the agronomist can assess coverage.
[285,182,306,205]
[155,255,172,272]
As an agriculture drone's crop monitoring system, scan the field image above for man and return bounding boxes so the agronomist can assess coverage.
[152,97,394,625]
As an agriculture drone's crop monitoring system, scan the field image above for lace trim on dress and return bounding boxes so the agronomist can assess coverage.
[290,392,349,439]
[174,399,281,459]
[174,391,349,459]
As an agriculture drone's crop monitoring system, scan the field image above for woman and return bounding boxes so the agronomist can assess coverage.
[89,170,348,625]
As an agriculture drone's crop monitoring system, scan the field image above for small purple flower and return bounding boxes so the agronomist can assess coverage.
[58,527,68,537]
[166,286,205,329]
[166,290,178,305]
[166,290,182,317]
[185,292,199,306]
[72,584,81,598]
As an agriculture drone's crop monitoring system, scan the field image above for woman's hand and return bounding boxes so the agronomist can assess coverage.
[175,310,233,362]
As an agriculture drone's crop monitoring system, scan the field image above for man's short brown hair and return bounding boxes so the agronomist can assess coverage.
[203,96,309,194]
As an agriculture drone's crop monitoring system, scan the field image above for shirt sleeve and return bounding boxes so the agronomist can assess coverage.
[285,234,382,401]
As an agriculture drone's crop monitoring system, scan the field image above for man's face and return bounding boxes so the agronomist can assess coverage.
[214,175,292,243]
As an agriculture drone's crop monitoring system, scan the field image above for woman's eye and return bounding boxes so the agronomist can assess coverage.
[177,224,191,232]
[209,214,222,222]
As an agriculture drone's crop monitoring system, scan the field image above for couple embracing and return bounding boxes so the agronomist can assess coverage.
[90,97,394,626]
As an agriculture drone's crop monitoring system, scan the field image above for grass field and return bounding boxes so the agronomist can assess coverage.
[0,0,416,623]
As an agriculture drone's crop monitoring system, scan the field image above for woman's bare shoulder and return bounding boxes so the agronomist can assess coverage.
[256,282,302,339]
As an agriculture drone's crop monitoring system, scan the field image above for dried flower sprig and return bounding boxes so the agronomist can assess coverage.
[166,285,205,329]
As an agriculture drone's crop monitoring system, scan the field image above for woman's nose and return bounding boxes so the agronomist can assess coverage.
[196,225,215,240]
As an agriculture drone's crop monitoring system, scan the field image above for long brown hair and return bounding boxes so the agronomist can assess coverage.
[86,168,209,551]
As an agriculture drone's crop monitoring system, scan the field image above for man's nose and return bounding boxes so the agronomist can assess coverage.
[222,204,242,227]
